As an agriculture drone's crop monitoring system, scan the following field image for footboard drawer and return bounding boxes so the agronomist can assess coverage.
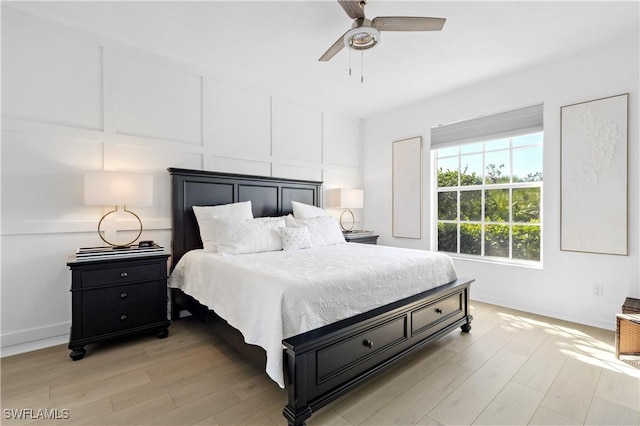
[411,291,465,337]
[317,315,407,383]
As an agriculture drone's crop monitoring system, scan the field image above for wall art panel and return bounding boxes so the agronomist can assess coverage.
[392,136,422,239]
[561,93,628,255]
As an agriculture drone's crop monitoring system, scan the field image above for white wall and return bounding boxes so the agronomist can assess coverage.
[0,7,363,356]
[363,35,640,330]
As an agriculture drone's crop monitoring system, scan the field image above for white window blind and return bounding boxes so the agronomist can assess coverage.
[431,104,543,148]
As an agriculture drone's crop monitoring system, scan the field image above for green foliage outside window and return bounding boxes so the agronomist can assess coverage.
[436,159,542,262]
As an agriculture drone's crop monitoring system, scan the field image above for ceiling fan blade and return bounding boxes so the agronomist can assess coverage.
[372,16,446,31]
[338,0,365,19]
[319,32,348,62]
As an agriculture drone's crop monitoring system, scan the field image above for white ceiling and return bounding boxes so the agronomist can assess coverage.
[6,1,639,118]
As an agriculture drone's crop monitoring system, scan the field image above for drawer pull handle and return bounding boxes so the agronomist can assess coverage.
[120,272,128,278]
[120,292,128,299]
[120,314,127,321]
[435,308,443,314]
[363,339,374,349]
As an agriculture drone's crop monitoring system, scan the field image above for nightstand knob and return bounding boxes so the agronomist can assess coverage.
[120,272,128,278]
[120,292,128,299]
[363,339,374,349]
[120,314,127,321]
[435,308,443,314]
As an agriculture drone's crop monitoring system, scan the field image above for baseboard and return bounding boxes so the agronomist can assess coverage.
[1,322,70,358]
[471,294,615,331]
[1,335,68,358]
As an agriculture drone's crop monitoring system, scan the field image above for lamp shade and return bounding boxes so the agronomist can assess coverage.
[329,189,364,209]
[84,171,153,207]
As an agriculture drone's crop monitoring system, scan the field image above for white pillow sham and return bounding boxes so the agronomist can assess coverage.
[213,216,285,255]
[280,226,312,251]
[291,201,329,219]
[193,201,253,252]
[284,215,346,247]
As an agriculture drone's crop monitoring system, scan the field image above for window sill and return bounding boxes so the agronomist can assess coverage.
[447,253,543,270]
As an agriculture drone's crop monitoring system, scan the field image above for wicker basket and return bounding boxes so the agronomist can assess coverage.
[617,297,640,361]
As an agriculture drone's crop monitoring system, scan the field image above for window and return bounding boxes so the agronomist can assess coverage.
[431,105,543,264]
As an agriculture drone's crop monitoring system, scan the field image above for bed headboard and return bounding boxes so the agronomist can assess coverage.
[168,168,323,269]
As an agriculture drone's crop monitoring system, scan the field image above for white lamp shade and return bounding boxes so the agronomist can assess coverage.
[84,171,153,207]
[329,189,364,209]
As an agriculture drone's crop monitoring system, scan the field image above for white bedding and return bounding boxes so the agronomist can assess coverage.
[168,243,457,387]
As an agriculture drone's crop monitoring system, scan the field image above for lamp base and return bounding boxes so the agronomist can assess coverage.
[339,208,355,232]
[97,206,143,247]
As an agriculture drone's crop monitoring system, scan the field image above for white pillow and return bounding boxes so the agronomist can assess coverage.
[280,226,312,251]
[193,201,253,252]
[214,216,285,255]
[284,216,346,247]
[291,201,329,219]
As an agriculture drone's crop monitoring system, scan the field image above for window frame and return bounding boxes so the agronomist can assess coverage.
[432,132,543,267]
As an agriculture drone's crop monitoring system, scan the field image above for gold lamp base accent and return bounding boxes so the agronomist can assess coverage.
[97,206,143,247]
[339,208,355,232]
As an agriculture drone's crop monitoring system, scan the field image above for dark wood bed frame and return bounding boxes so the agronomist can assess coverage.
[168,167,473,426]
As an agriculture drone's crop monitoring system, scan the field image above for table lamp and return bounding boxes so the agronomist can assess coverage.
[84,170,153,247]
[329,188,364,232]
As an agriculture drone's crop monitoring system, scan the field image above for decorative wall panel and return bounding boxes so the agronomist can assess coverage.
[208,79,271,155]
[273,100,322,163]
[323,112,362,168]
[1,11,103,130]
[561,93,628,255]
[114,53,202,145]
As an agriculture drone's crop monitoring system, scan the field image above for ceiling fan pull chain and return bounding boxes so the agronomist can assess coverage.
[349,48,352,76]
[361,51,364,84]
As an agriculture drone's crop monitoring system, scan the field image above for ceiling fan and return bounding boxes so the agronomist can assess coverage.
[319,0,446,62]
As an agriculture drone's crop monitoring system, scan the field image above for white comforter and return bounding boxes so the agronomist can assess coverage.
[168,243,457,387]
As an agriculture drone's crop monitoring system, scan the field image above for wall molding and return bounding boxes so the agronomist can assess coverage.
[1,218,172,236]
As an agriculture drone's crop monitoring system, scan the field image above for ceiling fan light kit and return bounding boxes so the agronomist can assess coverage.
[344,21,380,50]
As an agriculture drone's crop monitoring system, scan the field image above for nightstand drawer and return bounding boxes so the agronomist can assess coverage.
[80,263,162,288]
[81,282,162,336]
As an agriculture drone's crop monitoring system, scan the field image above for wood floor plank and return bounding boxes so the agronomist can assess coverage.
[594,366,640,411]
[540,356,602,422]
[360,360,473,425]
[528,406,582,425]
[56,397,114,425]
[211,385,287,425]
[472,381,544,425]
[0,385,50,410]
[169,363,263,408]
[449,321,520,370]
[48,370,152,410]
[584,396,640,425]
[332,346,455,425]
[428,348,528,425]
[511,334,570,393]
[97,393,176,425]
[142,388,240,425]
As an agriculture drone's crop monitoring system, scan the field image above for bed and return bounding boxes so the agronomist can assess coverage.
[167,167,473,426]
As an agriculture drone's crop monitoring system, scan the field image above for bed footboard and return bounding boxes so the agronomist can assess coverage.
[282,277,474,426]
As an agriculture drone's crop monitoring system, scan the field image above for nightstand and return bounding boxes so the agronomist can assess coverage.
[67,253,170,360]
[343,232,379,245]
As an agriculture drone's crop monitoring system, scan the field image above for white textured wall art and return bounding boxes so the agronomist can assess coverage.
[561,93,628,255]
[392,136,422,238]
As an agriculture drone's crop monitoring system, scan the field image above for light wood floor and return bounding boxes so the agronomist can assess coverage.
[2,301,639,425]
